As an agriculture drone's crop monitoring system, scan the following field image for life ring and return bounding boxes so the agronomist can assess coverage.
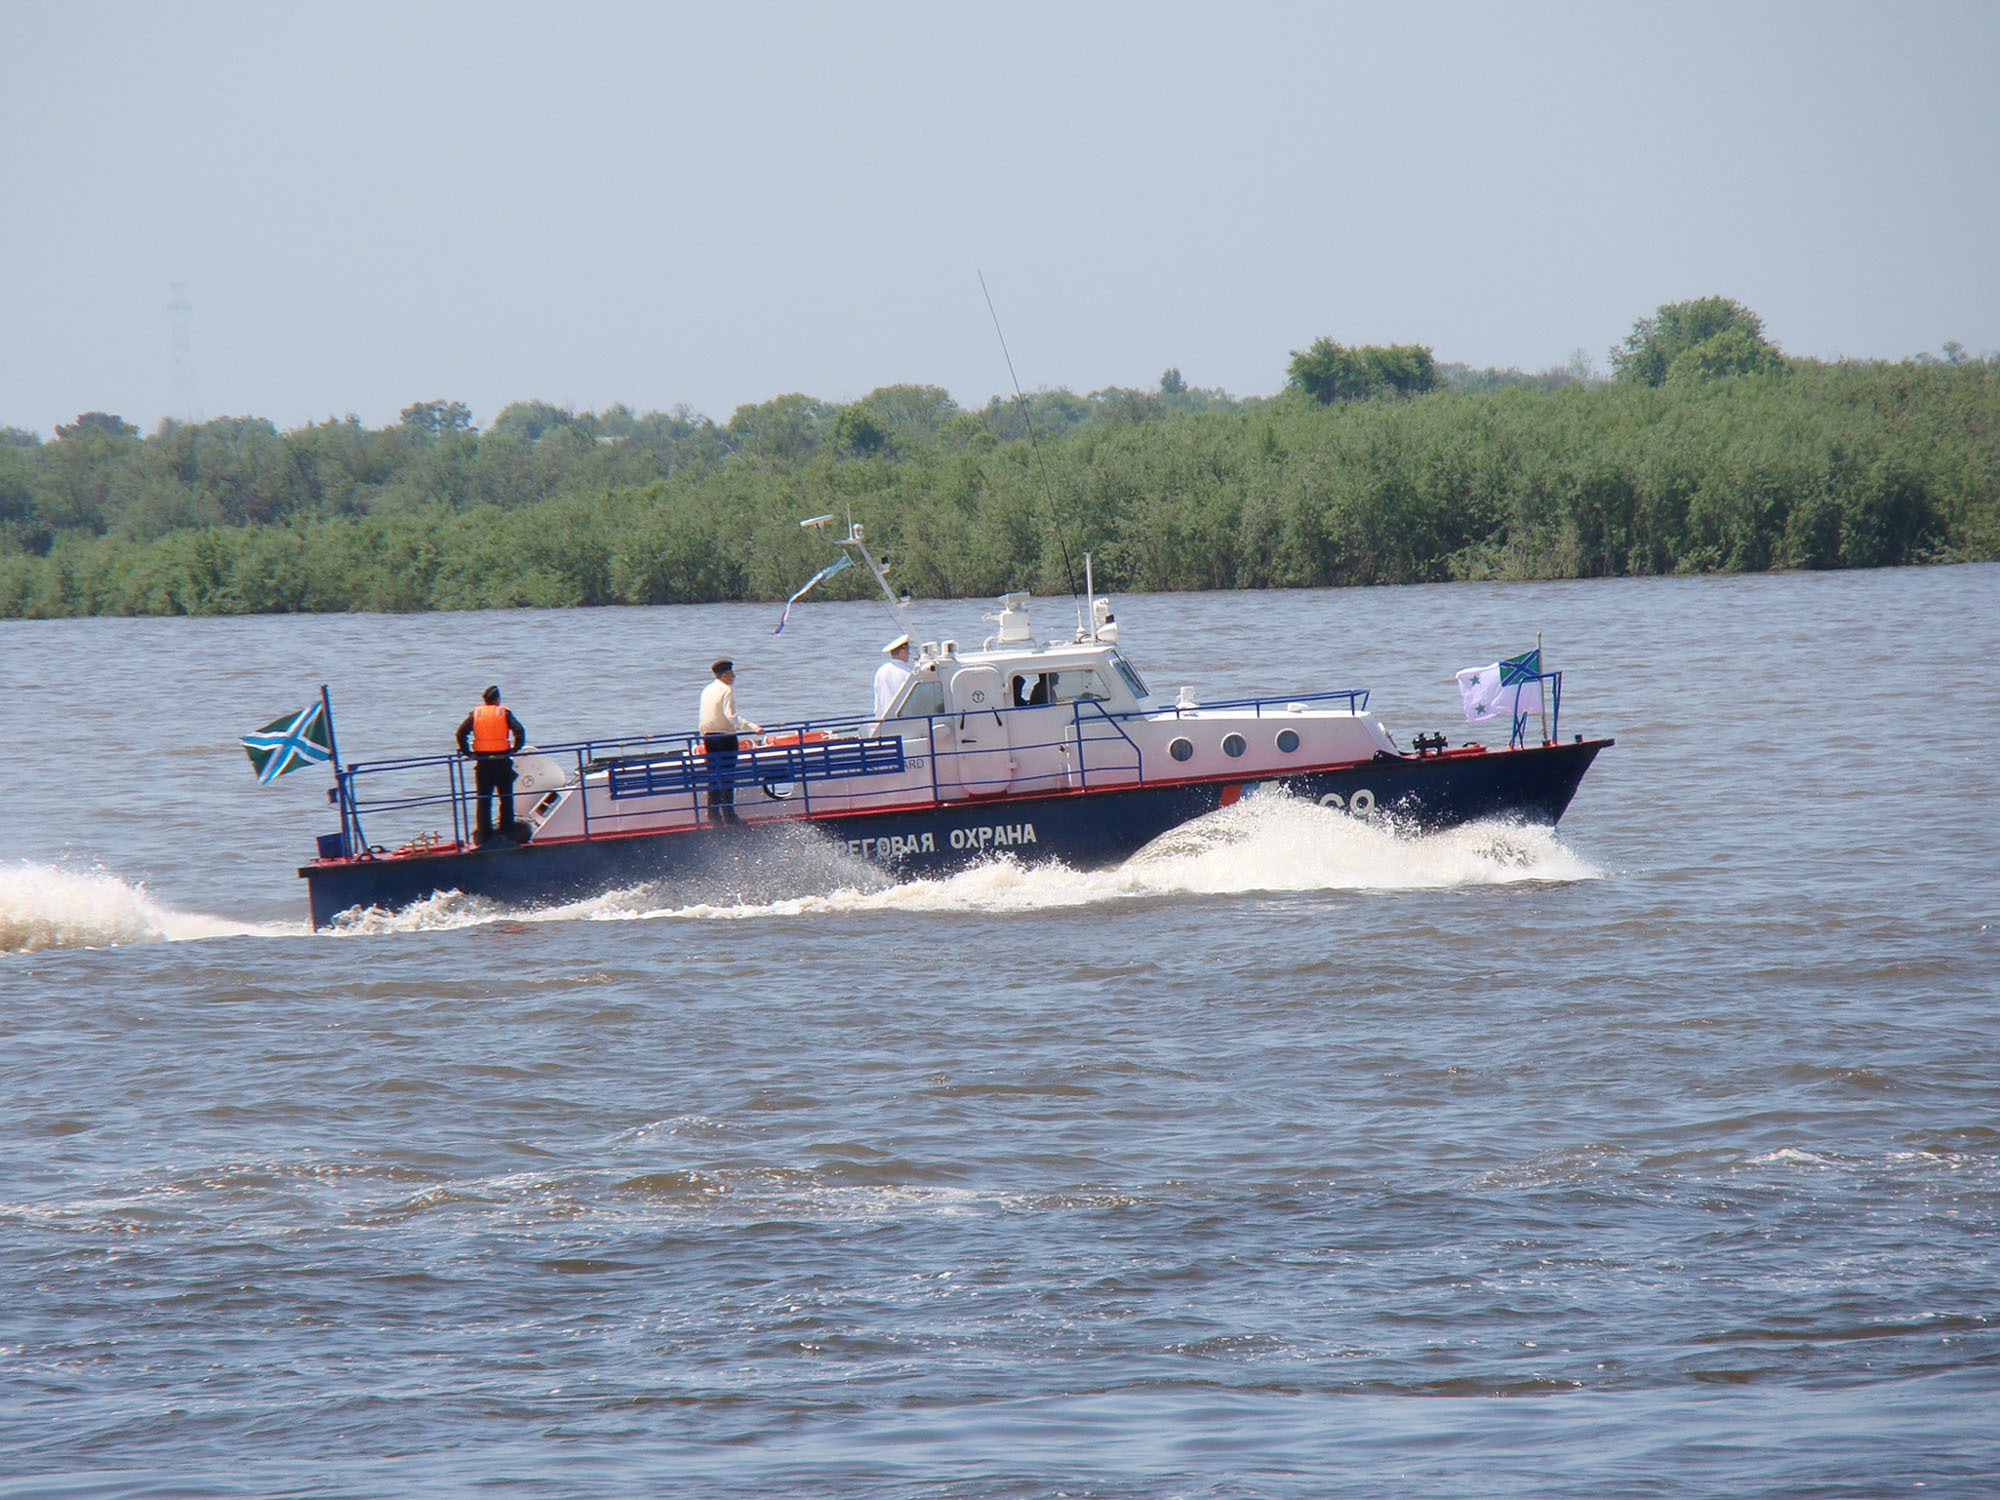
[754,728,830,793]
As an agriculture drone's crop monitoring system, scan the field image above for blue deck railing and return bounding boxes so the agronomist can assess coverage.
[603,735,907,799]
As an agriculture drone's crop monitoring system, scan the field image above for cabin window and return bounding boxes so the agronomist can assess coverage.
[1275,728,1300,753]
[1010,672,1053,706]
[1052,669,1108,702]
[1222,733,1247,758]
[1168,737,1194,762]
[1112,655,1149,700]
[1011,668,1109,705]
[896,680,945,718]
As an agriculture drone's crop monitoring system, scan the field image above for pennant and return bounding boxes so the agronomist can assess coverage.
[773,554,853,634]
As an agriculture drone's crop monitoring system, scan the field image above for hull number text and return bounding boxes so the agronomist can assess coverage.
[1319,789,1377,814]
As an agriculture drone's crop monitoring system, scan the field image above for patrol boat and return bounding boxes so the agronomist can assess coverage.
[299,520,1611,928]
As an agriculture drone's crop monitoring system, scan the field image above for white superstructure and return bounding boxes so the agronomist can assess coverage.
[529,589,1397,841]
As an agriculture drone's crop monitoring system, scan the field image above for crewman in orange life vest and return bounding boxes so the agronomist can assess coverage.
[454,685,527,845]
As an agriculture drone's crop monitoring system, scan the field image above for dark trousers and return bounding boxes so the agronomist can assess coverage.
[473,755,516,839]
[703,733,739,823]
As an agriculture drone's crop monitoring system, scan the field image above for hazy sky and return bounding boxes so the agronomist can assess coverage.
[5,1,1996,438]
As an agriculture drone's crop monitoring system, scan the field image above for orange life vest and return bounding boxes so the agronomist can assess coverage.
[470,702,512,753]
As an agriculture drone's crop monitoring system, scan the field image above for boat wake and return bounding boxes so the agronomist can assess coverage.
[0,800,1592,952]
[0,860,300,953]
[4,800,1599,949]
[326,793,1601,935]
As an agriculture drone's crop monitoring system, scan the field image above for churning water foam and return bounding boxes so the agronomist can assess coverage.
[0,860,296,953]
[327,794,1601,936]
[5,799,1600,948]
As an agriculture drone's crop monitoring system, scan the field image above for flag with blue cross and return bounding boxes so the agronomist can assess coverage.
[241,700,333,784]
[1455,648,1543,725]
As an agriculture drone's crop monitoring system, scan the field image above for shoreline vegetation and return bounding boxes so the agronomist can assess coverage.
[4,299,1994,619]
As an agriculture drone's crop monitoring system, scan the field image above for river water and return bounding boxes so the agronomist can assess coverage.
[2,564,1996,1498]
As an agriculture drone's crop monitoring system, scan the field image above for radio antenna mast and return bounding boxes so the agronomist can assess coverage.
[977,271,1086,632]
[800,513,913,638]
[167,282,200,423]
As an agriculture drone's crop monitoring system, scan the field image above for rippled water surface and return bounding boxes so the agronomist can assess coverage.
[3,566,1997,1497]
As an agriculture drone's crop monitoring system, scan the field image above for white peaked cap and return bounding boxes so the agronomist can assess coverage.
[883,634,910,652]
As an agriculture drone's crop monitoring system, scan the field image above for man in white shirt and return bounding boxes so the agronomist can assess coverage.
[697,658,761,824]
[873,634,913,718]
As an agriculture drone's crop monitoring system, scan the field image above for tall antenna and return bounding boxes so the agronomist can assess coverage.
[977,271,1085,620]
[801,513,914,638]
[167,282,200,423]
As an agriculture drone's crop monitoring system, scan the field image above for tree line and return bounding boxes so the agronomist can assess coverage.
[2,301,1994,618]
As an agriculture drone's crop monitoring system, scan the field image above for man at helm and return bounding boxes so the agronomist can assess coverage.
[873,634,913,718]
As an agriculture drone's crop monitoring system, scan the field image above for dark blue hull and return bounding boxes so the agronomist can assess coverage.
[301,739,1609,928]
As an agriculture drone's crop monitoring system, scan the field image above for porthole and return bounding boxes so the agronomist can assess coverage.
[1221,733,1247,758]
[1168,736,1195,762]
[1275,728,1300,754]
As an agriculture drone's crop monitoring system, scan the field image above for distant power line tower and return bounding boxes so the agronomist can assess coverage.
[167,282,201,423]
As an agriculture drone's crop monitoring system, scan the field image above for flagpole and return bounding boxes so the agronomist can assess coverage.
[319,683,343,775]
[1537,632,1550,745]
[320,683,353,854]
